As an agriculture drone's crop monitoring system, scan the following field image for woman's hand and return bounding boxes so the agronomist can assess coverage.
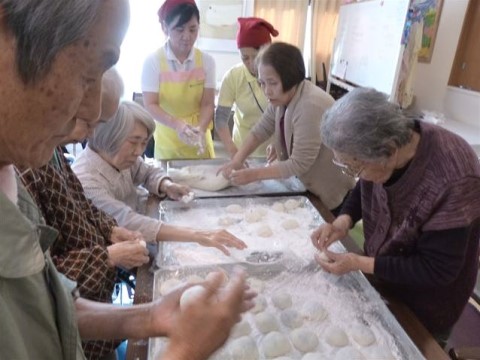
[161,180,191,200]
[217,160,243,179]
[266,144,277,164]
[310,215,352,250]
[195,229,247,256]
[176,122,200,146]
[110,226,143,244]
[314,250,374,276]
[228,168,258,186]
[107,240,149,269]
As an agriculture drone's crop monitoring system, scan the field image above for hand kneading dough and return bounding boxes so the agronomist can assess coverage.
[250,294,267,313]
[257,224,273,237]
[228,336,259,360]
[290,328,319,353]
[271,292,293,310]
[254,312,280,334]
[160,278,182,295]
[282,218,300,230]
[280,309,303,329]
[261,331,292,358]
[334,346,366,360]
[168,165,230,191]
[284,199,300,210]
[230,319,252,338]
[272,201,285,212]
[301,301,328,321]
[350,323,376,346]
[325,326,349,347]
[226,204,243,213]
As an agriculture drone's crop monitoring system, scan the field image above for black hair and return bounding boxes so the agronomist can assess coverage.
[164,3,200,28]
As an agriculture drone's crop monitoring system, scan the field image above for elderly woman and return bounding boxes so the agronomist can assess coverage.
[220,42,354,213]
[311,87,480,343]
[73,101,246,254]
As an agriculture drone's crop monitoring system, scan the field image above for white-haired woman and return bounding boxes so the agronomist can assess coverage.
[311,87,480,345]
[73,101,247,254]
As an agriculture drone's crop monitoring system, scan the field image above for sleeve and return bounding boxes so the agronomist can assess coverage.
[202,51,216,89]
[130,157,167,196]
[374,226,470,287]
[250,104,276,142]
[141,51,161,93]
[217,67,236,108]
[339,181,362,225]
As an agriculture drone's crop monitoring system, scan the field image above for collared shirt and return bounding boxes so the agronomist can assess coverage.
[141,41,216,92]
[19,147,122,358]
[0,178,85,360]
[72,147,167,242]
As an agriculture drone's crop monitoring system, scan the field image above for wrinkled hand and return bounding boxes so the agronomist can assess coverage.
[228,168,258,186]
[314,250,358,276]
[158,268,256,360]
[176,122,201,146]
[110,226,143,244]
[216,160,243,179]
[163,181,191,201]
[107,240,149,269]
[310,223,349,251]
[196,229,247,256]
[266,144,277,164]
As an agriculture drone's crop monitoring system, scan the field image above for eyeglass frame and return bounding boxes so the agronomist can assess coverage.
[331,158,365,178]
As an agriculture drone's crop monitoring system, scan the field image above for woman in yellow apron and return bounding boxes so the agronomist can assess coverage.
[141,0,215,160]
[215,17,279,159]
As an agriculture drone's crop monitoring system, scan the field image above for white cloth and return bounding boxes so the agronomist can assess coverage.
[72,146,167,242]
[141,41,216,92]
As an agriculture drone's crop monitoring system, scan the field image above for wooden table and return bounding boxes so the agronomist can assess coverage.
[126,192,449,360]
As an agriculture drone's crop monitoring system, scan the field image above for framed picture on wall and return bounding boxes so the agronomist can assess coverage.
[196,0,255,52]
[413,0,444,63]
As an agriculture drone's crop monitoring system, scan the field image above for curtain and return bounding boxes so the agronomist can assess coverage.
[310,0,341,85]
[254,0,309,49]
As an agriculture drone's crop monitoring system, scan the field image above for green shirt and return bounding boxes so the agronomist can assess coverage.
[0,179,85,359]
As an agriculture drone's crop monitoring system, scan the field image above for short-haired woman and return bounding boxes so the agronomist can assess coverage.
[220,42,354,214]
[73,101,247,254]
[311,87,480,344]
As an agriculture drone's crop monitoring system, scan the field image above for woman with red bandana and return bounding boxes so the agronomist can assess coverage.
[142,0,215,160]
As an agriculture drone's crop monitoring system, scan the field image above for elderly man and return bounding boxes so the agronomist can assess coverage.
[0,1,253,359]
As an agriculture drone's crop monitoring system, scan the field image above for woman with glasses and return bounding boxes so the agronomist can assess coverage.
[215,17,278,158]
[312,87,480,346]
[219,42,354,214]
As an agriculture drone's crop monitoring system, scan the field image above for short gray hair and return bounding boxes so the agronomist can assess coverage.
[0,0,100,84]
[89,101,156,156]
[321,88,416,161]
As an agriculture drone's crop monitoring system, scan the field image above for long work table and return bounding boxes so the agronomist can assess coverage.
[126,192,449,360]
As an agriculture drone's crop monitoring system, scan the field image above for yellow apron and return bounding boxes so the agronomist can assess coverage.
[155,47,214,160]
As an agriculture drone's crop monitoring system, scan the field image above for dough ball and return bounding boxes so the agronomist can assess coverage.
[324,326,349,347]
[284,199,300,211]
[179,285,206,311]
[205,270,229,285]
[218,216,237,226]
[366,345,395,360]
[282,218,300,230]
[226,204,243,214]
[302,353,329,360]
[334,346,365,360]
[261,331,292,358]
[254,312,280,334]
[280,309,303,329]
[230,319,252,339]
[159,278,182,296]
[245,208,265,223]
[247,278,265,293]
[349,323,376,346]
[271,292,293,310]
[290,328,319,353]
[272,201,285,212]
[184,274,203,284]
[228,335,259,360]
[317,251,333,263]
[250,294,267,313]
[257,224,273,237]
[301,301,328,322]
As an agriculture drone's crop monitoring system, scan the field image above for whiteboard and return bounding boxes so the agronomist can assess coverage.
[330,0,410,97]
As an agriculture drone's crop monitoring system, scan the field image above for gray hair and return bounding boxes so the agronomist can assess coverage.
[321,88,416,161]
[89,101,156,156]
[100,67,124,121]
[0,0,100,84]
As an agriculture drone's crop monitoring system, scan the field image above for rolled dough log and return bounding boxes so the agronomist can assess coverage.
[168,165,230,191]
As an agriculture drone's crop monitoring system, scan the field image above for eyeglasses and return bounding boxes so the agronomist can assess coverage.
[332,158,365,178]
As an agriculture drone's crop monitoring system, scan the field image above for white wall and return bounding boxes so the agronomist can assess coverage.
[413,0,480,131]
